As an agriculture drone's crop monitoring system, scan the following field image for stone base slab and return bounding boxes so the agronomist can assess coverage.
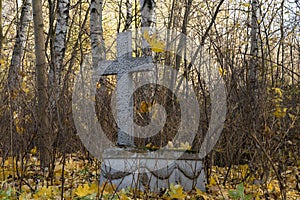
[99,148,206,192]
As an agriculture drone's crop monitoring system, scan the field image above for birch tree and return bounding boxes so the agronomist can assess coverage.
[140,0,156,29]
[170,0,192,91]
[50,0,70,150]
[5,0,31,155]
[140,0,156,55]
[249,0,259,91]
[124,0,132,31]
[7,0,31,93]
[53,0,69,84]
[32,0,51,169]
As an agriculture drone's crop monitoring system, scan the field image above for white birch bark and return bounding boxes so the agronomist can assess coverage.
[140,0,156,54]
[54,0,69,81]
[140,0,156,30]
[124,0,132,30]
[90,0,105,68]
[7,0,31,91]
[51,0,69,111]
[48,0,70,149]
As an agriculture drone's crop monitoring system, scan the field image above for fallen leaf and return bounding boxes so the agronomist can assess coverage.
[168,183,186,200]
[75,184,91,197]
[195,187,209,200]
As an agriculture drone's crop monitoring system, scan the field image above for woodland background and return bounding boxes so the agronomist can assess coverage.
[0,0,299,199]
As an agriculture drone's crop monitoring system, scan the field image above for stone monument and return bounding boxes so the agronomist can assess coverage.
[98,31,153,147]
[97,30,206,192]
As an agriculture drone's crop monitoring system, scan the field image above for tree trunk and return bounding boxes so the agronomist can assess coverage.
[54,0,69,82]
[32,0,51,169]
[7,0,31,92]
[249,0,259,91]
[90,0,105,69]
[139,0,156,145]
[140,0,156,29]
[51,0,70,138]
[171,0,192,91]
[47,0,56,89]
[124,0,132,31]
[140,0,156,54]
[0,0,3,58]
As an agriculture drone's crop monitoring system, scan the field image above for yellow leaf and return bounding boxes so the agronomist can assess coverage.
[273,107,287,118]
[239,164,248,178]
[75,184,91,197]
[143,31,150,40]
[143,31,165,53]
[54,164,63,177]
[267,180,280,194]
[96,82,101,89]
[30,146,37,154]
[219,67,227,76]
[21,82,30,94]
[151,40,165,53]
[33,186,56,199]
[145,142,152,148]
[4,157,15,166]
[273,97,283,103]
[88,183,98,194]
[139,101,149,113]
[273,87,283,97]
[145,142,159,150]
[169,183,186,200]
[21,185,31,193]
[66,159,77,171]
[0,59,5,66]
[99,182,116,195]
[195,187,209,200]
[16,126,25,134]
[208,175,217,186]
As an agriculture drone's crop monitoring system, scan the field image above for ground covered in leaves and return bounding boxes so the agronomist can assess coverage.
[0,152,299,199]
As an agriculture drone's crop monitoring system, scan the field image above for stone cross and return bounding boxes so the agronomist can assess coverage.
[96,31,153,147]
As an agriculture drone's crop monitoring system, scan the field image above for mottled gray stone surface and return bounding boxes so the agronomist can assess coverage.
[96,31,153,147]
[99,148,206,192]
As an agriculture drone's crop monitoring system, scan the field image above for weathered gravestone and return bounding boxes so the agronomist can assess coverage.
[97,31,206,192]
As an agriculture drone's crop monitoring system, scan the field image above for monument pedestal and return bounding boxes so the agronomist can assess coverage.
[99,148,206,192]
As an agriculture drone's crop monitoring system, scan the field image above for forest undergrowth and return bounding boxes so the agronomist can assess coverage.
[0,151,299,199]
